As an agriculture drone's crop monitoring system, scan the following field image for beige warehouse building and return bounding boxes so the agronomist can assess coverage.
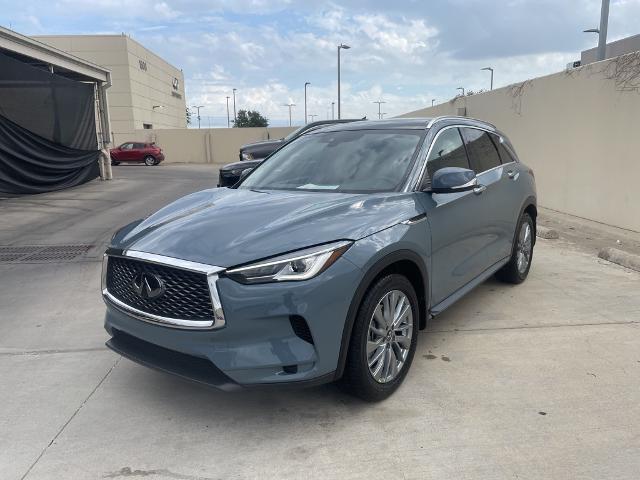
[34,34,187,143]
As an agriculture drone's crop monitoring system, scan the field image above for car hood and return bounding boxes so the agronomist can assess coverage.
[221,159,264,171]
[112,188,422,268]
[241,139,283,152]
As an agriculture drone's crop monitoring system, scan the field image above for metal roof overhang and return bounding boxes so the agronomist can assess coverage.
[0,26,110,84]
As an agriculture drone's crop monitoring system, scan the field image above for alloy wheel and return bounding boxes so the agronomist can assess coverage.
[367,289,414,383]
[516,222,532,274]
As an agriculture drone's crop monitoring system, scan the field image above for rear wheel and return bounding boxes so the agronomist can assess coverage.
[341,274,418,401]
[144,155,156,166]
[496,212,534,284]
[111,160,120,166]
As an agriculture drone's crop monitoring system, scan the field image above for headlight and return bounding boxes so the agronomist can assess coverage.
[226,240,352,284]
[231,168,244,176]
[241,152,253,160]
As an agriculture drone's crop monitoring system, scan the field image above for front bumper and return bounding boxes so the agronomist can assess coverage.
[103,253,363,388]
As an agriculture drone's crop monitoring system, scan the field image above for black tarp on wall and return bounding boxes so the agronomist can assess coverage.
[0,50,100,194]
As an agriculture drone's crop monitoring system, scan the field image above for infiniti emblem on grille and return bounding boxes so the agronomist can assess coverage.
[131,272,165,300]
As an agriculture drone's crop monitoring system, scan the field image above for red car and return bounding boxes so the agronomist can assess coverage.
[110,142,165,166]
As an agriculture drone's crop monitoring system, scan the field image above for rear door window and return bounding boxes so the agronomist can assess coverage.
[461,128,502,174]
[491,134,516,164]
[426,128,470,180]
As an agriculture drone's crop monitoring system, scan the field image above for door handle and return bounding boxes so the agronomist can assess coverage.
[473,184,487,195]
[507,170,519,180]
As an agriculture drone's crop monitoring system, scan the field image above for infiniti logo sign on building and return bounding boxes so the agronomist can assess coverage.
[131,272,165,300]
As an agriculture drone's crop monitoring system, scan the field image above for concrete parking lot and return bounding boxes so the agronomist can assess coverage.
[1,165,639,480]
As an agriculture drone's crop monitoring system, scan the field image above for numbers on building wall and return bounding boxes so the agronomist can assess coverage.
[139,60,147,71]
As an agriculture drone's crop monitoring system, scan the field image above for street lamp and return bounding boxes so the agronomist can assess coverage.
[583,0,610,61]
[309,114,318,122]
[225,96,230,128]
[337,43,350,119]
[282,103,296,126]
[481,67,494,90]
[304,82,310,124]
[232,88,237,125]
[373,100,386,120]
[457,87,465,96]
[191,105,204,129]
[431,99,435,107]
[331,101,335,120]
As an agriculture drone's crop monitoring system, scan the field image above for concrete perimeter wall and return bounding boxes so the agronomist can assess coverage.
[400,52,640,233]
[114,126,296,168]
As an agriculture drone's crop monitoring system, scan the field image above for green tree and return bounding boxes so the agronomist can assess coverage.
[234,109,269,127]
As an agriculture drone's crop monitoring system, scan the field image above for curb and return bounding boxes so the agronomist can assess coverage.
[598,247,640,273]
[536,226,559,239]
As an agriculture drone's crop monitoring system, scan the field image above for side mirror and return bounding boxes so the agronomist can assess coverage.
[429,167,477,194]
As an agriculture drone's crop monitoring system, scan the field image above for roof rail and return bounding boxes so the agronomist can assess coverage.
[426,115,496,129]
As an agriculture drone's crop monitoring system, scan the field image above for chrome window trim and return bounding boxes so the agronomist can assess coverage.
[411,124,513,191]
[102,251,226,330]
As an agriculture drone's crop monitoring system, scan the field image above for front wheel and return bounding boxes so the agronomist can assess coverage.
[144,155,156,166]
[496,212,534,284]
[111,160,120,166]
[340,274,418,401]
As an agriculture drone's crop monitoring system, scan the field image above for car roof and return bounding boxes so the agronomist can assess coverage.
[307,116,496,133]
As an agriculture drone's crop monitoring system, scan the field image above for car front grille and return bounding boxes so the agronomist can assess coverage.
[106,256,214,321]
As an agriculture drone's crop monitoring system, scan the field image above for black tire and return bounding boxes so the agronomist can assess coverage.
[340,274,419,402]
[144,155,156,166]
[111,160,120,166]
[496,212,535,284]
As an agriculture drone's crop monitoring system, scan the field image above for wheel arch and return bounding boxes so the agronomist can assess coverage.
[334,249,429,380]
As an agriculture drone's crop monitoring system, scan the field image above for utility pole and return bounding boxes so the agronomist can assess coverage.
[191,105,204,129]
[232,88,237,125]
[331,102,335,120]
[304,82,310,124]
[337,43,350,119]
[597,0,610,61]
[282,103,296,126]
[373,100,386,120]
[583,0,610,62]
[225,96,230,128]
[481,67,494,90]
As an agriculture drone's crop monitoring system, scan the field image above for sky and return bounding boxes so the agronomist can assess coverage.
[1,0,639,127]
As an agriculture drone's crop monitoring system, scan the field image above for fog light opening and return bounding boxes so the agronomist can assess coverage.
[282,365,298,374]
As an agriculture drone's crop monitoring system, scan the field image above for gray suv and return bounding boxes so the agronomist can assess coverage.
[102,117,536,401]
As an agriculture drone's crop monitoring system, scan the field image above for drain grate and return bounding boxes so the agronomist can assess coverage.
[0,245,94,263]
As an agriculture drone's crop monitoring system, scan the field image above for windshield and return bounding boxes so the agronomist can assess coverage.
[239,129,424,193]
[283,125,306,141]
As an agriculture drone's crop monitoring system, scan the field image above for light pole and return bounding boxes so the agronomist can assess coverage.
[191,105,204,129]
[331,102,335,120]
[282,103,296,126]
[584,0,610,62]
[373,100,386,120]
[304,82,310,124]
[309,114,318,122]
[225,96,230,128]
[481,67,494,90]
[457,87,465,96]
[431,99,435,107]
[337,43,350,119]
[232,88,237,125]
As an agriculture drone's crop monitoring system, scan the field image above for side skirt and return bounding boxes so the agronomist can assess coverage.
[429,256,510,317]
